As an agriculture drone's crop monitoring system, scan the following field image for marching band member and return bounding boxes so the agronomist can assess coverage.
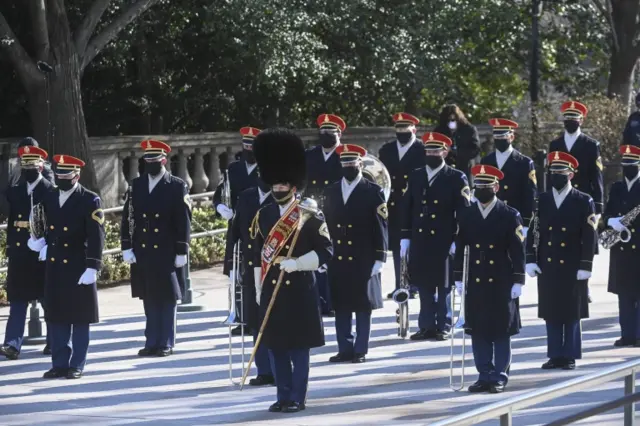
[454,165,525,393]
[29,155,105,379]
[251,128,333,413]
[214,127,261,334]
[548,101,604,223]
[121,140,191,357]
[0,145,54,360]
[305,114,345,316]
[604,145,640,347]
[228,179,275,385]
[481,118,537,229]
[323,144,388,363]
[526,152,597,370]
[378,113,425,299]
[401,132,471,341]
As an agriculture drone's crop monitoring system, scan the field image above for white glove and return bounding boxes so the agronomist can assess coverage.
[78,268,98,285]
[511,283,523,299]
[122,249,136,264]
[28,237,46,253]
[174,254,187,268]
[449,242,456,256]
[254,267,262,305]
[400,239,410,258]
[317,264,327,273]
[607,217,625,232]
[216,204,234,220]
[38,245,47,262]
[279,258,298,273]
[371,260,383,276]
[455,281,463,295]
[577,269,592,280]
[522,227,529,239]
[526,263,541,277]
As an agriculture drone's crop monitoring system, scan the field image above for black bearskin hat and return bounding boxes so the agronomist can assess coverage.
[254,128,306,190]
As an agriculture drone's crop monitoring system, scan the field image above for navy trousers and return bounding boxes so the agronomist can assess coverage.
[315,270,332,313]
[253,330,273,377]
[418,285,449,331]
[546,321,582,360]
[618,296,640,341]
[335,310,372,355]
[4,301,50,351]
[143,299,177,349]
[50,322,90,370]
[270,348,310,404]
[471,335,512,384]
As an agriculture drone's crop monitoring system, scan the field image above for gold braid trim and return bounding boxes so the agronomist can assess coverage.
[250,209,261,240]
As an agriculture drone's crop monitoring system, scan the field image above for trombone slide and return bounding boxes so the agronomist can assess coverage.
[449,245,468,391]
[224,242,246,385]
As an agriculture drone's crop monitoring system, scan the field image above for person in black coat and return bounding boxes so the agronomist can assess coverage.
[433,104,480,180]
[454,164,526,394]
[378,112,425,298]
[622,93,640,147]
[28,154,105,379]
[526,151,597,371]
[603,145,640,347]
[401,132,471,341]
[251,128,333,413]
[227,180,275,386]
[8,137,54,186]
[481,118,537,228]
[0,146,54,360]
[121,140,192,358]
[323,144,388,364]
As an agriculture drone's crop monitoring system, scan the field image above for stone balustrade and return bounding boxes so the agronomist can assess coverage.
[0,123,564,208]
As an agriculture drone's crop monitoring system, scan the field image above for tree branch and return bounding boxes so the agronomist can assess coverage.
[74,0,112,56]
[81,0,158,70]
[0,10,40,86]
[592,0,619,52]
[30,0,50,61]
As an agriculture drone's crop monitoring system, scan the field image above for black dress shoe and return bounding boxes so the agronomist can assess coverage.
[138,347,157,356]
[268,401,287,412]
[42,344,51,355]
[352,353,366,363]
[410,329,429,341]
[614,338,635,347]
[157,347,173,357]
[387,292,394,299]
[249,374,275,386]
[284,402,305,413]
[468,380,491,393]
[322,310,335,317]
[43,368,68,379]
[434,331,447,341]
[66,368,83,379]
[562,359,576,370]
[490,381,506,393]
[541,358,564,369]
[329,353,353,362]
[0,345,19,360]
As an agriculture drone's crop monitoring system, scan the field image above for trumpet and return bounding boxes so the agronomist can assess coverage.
[392,255,410,338]
[29,193,47,239]
[599,204,640,249]
[223,242,246,385]
[449,245,468,391]
[221,170,231,208]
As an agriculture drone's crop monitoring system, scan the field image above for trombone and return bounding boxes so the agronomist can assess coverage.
[449,245,468,391]
[392,255,410,338]
[223,242,246,385]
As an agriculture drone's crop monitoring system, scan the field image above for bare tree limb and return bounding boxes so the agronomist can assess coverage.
[30,0,50,61]
[74,0,112,56]
[0,10,40,86]
[81,0,158,70]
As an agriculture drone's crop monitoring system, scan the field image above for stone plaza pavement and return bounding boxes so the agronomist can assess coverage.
[0,250,638,425]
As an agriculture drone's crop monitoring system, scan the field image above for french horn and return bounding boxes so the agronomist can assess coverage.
[361,153,391,202]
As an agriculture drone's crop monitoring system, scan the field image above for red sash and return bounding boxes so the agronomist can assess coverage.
[261,201,301,283]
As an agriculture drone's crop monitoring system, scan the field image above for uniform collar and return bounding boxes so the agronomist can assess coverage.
[552,183,572,208]
[278,197,296,216]
[476,197,498,219]
[426,161,445,180]
[626,173,640,191]
[27,174,43,194]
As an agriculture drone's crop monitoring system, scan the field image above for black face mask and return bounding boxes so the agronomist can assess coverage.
[623,165,639,181]
[550,173,570,191]
[243,149,255,164]
[272,189,293,205]
[474,187,495,204]
[494,139,511,153]
[145,161,164,177]
[426,156,444,169]
[56,177,76,191]
[319,133,338,149]
[342,166,359,182]
[396,133,413,145]
[22,169,40,183]
[564,120,580,134]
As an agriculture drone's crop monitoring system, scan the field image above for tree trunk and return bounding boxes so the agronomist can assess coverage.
[607,50,637,110]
